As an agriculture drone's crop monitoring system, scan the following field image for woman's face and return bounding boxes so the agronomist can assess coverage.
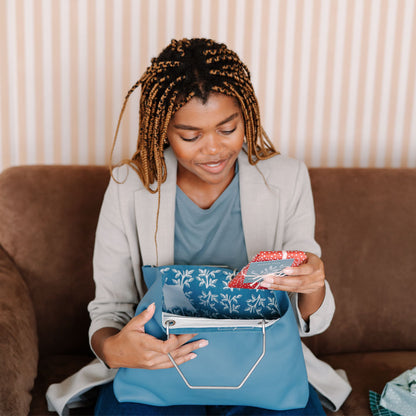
[167,93,245,192]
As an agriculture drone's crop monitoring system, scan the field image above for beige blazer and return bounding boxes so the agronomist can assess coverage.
[46,148,351,415]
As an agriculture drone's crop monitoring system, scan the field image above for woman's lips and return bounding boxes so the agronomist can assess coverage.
[197,158,228,174]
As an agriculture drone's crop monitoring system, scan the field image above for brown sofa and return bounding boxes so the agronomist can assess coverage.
[0,165,415,416]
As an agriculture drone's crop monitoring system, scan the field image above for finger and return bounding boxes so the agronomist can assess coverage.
[126,303,156,332]
[261,276,323,293]
[164,339,209,367]
[169,352,198,366]
[304,253,325,274]
[262,274,304,287]
[283,253,323,276]
[171,338,209,358]
[283,263,314,276]
[163,334,208,354]
[143,338,207,369]
[145,333,198,355]
[162,333,194,351]
[133,350,186,369]
[174,333,198,346]
[151,352,198,369]
[136,331,201,358]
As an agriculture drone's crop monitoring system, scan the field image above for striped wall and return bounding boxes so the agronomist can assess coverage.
[1,0,416,172]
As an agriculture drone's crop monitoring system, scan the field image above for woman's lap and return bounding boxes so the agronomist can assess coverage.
[94,382,325,416]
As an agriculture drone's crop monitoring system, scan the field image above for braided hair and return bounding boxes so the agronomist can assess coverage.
[110,38,279,264]
[110,38,278,192]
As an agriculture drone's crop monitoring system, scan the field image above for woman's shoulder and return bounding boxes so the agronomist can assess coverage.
[258,153,305,172]
[109,149,177,193]
[262,154,309,189]
[241,152,308,186]
[110,164,145,189]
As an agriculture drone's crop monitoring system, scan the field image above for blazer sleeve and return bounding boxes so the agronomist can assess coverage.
[289,281,335,336]
[87,175,139,344]
[281,161,335,336]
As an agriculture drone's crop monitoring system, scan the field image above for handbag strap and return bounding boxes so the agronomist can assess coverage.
[165,319,266,390]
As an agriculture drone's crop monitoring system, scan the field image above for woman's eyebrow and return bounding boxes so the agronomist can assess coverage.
[173,112,240,130]
[216,112,239,127]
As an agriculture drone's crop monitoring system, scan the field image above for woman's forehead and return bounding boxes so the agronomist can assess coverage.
[172,93,240,123]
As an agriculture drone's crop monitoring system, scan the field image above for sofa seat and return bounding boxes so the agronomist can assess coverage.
[30,355,95,416]
[321,351,416,415]
[1,166,414,415]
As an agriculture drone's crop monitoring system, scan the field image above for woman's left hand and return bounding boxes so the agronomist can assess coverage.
[261,252,326,321]
[260,252,325,294]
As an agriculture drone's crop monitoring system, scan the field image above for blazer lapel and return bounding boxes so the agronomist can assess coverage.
[135,149,280,265]
[135,149,177,266]
[238,152,280,260]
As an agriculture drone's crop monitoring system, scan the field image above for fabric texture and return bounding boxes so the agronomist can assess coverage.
[369,391,401,416]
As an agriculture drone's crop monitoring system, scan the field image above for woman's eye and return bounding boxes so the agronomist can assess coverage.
[221,127,237,135]
[180,135,200,142]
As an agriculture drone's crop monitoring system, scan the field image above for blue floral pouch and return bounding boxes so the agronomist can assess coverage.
[160,265,282,319]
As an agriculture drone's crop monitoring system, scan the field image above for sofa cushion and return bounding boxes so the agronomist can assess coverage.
[0,246,38,416]
[320,350,416,416]
[309,168,416,355]
[30,354,96,415]
[0,166,110,358]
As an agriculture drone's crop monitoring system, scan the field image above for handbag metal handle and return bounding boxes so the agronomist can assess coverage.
[166,319,266,390]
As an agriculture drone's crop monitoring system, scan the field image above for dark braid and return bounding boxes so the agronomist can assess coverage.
[109,38,278,263]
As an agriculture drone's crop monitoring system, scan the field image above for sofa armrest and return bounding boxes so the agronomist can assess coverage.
[0,245,38,416]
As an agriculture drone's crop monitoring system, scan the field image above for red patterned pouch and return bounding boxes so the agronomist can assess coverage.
[228,250,307,289]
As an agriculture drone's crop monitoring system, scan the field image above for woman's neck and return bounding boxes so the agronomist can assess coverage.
[176,167,236,209]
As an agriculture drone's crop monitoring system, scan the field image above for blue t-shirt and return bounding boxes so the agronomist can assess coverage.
[174,167,248,271]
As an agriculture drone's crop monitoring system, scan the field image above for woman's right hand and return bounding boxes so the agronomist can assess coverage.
[91,303,208,369]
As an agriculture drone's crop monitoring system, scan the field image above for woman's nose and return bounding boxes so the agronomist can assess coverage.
[202,133,222,154]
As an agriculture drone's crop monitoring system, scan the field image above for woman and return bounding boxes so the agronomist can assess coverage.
[47,38,351,415]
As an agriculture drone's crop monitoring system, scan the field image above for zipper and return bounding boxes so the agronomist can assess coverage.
[162,312,278,329]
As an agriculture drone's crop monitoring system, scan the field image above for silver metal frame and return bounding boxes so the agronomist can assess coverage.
[165,319,266,390]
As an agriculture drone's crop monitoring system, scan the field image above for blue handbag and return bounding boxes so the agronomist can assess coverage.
[113,265,309,410]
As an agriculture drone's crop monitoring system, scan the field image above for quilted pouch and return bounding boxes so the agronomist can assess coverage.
[113,264,309,410]
[229,250,307,289]
[379,367,416,416]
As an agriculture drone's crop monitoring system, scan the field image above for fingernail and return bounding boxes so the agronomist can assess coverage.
[261,281,271,288]
[199,340,209,348]
[190,353,197,360]
[263,276,274,283]
[283,268,293,275]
